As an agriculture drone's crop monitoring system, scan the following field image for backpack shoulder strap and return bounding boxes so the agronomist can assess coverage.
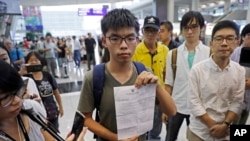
[92,63,105,138]
[93,63,105,110]
[133,61,146,74]
[171,48,177,81]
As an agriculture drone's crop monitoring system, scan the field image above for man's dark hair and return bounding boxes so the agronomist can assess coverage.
[160,20,173,31]
[180,11,205,31]
[72,36,76,39]
[241,23,250,37]
[211,20,239,39]
[101,8,139,36]
[45,32,52,37]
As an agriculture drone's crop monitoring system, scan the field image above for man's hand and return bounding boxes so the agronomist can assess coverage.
[209,123,228,138]
[65,127,88,141]
[134,71,158,88]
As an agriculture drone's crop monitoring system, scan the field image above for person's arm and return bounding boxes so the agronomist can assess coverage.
[83,112,117,140]
[156,84,176,116]
[189,67,216,128]
[53,89,64,117]
[165,50,174,95]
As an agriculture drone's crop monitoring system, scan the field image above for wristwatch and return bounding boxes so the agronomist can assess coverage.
[223,121,231,127]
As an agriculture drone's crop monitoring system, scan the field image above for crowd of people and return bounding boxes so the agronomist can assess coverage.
[0,7,250,141]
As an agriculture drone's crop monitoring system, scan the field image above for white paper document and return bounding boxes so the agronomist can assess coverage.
[114,84,157,140]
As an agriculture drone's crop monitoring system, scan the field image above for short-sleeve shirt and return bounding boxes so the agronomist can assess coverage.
[84,38,96,53]
[77,64,148,141]
[25,71,58,109]
[44,42,56,58]
[10,48,24,62]
[132,41,169,87]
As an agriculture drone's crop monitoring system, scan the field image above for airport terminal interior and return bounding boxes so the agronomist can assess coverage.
[1,0,250,140]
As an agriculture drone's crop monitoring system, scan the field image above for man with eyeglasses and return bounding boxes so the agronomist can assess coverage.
[164,11,210,141]
[77,9,176,141]
[132,16,169,140]
[159,21,181,50]
[231,23,250,125]
[187,20,245,141]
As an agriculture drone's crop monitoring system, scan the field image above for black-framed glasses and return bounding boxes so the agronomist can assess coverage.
[106,36,138,46]
[183,24,200,31]
[0,89,23,108]
[212,36,237,44]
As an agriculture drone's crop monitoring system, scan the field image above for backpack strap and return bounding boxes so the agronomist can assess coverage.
[92,62,146,138]
[93,63,105,121]
[133,61,146,74]
[171,48,177,81]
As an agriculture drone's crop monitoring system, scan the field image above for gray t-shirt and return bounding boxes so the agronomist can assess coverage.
[44,42,56,58]
[77,64,149,141]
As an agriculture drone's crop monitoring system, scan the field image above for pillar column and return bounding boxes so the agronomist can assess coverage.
[152,0,168,21]
[167,0,174,22]
[224,0,231,13]
[191,0,200,11]
[247,0,250,23]
[174,5,179,22]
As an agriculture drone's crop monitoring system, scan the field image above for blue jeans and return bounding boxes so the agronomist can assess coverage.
[148,105,162,140]
[165,112,190,141]
[74,50,81,67]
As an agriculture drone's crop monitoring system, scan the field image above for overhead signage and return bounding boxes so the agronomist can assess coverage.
[78,8,107,16]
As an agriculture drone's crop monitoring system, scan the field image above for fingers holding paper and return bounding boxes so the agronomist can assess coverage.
[134,71,158,88]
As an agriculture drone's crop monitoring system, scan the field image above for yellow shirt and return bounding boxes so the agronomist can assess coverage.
[132,41,169,86]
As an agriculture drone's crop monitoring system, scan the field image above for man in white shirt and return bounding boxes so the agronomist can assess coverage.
[72,35,82,68]
[164,11,210,141]
[187,20,245,141]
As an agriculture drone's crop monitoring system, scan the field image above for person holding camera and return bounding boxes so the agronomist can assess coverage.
[19,51,64,131]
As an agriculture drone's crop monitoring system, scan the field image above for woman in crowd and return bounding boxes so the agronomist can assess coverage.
[21,51,64,131]
[0,59,87,141]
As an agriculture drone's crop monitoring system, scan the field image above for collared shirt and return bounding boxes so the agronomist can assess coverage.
[165,41,210,114]
[132,41,169,87]
[231,46,250,110]
[188,57,245,140]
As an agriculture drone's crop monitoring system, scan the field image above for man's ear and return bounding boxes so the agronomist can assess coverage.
[101,35,107,48]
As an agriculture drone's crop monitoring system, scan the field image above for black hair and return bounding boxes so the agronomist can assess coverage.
[160,20,173,31]
[45,32,52,37]
[211,20,239,39]
[180,11,205,31]
[101,8,139,36]
[0,60,23,93]
[25,51,44,66]
[241,23,250,37]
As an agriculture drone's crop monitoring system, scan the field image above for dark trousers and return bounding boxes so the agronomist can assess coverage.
[87,52,96,69]
[74,50,81,67]
[165,112,190,141]
[48,117,59,131]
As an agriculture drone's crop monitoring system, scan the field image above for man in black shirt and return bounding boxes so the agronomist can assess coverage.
[159,21,181,50]
[84,33,96,71]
